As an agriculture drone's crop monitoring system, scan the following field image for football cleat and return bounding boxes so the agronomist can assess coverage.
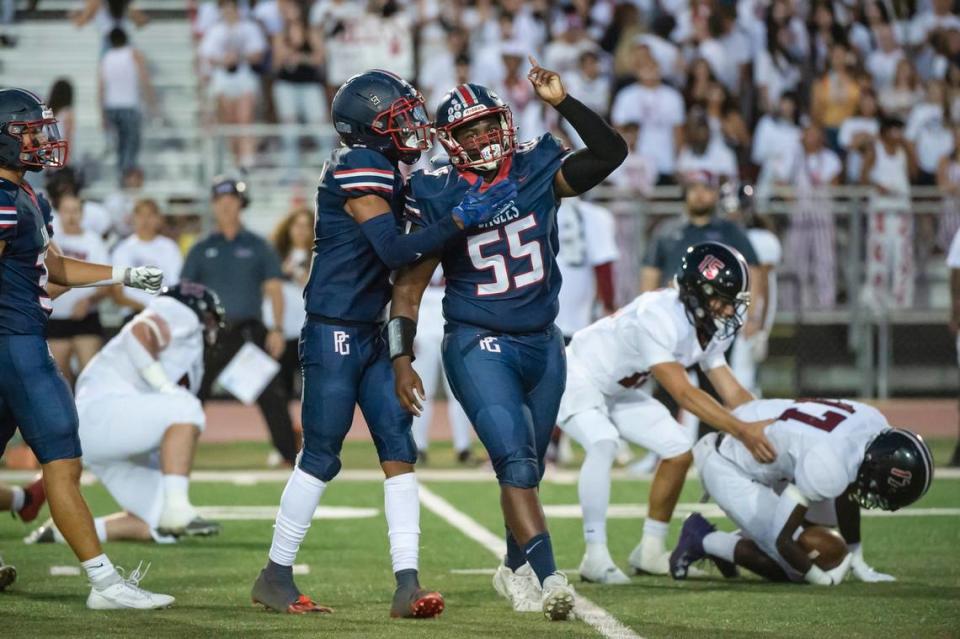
[16,477,46,523]
[628,540,670,576]
[180,517,222,538]
[578,553,631,585]
[492,562,541,612]
[86,562,175,610]
[251,564,331,614]
[669,513,715,580]
[0,557,16,591]
[285,594,333,614]
[23,519,55,544]
[390,585,444,619]
[157,508,208,537]
[540,572,575,621]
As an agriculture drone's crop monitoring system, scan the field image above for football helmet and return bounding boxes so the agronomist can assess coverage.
[676,242,750,343]
[162,281,226,346]
[851,428,933,511]
[0,88,68,172]
[434,83,517,171]
[331,69,432,164]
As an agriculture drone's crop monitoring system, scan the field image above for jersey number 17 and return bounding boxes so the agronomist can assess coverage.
[779,398,856,432]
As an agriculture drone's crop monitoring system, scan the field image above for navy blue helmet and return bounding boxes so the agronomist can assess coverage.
[331,69,432,164]
[852,428,933,511]
[162,281,225,346]
[434,83,517,172]
[0,88,68,172]
[676,242,751,344]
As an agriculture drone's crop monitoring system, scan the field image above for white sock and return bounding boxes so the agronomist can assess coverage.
[9,486,25,512]
[82,553,120,588]
[585,542,614,564]
[94,517,108,543]
[642,518,669,552]
[579,439,617,546]
[268,467,326,566]
[162,474,191,509]
[384,472,420,573]
[703,531,740,563]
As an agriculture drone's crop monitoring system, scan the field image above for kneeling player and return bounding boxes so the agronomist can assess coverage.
[671,398,933,584]
[27,283,224,544]
[559,242,776,580]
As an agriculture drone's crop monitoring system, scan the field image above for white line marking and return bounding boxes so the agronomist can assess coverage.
[450,568,579,575]
[194,505,378,520]
[293,564,310,575]
[49,565,81,576]
[418,485,643,639]
[542,503,960,519]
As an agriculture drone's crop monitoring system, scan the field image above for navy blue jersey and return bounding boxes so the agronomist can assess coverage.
[407,134,569,333]
[304,146,404,322]
[0,178,54,335]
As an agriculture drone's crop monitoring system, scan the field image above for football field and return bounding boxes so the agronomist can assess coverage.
[2,440,959,639]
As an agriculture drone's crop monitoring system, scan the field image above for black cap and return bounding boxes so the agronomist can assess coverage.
[211,175,249,207]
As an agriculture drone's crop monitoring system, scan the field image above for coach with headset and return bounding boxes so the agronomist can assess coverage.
[182,176,298,465]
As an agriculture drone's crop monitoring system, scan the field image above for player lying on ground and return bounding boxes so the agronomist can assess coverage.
[558,241,777,582]
[390,58,627,620]
[670,398,933,584]
[251,70,514,617]
[0,88,172,608]
[25,283,224,545]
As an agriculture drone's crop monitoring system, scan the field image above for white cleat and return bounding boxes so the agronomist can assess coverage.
[157,505,199,537]
[541,572,576,621]
[628,542,671,575]
[578,553,631,585]
[86,562,175,610]
[492,562,541,612]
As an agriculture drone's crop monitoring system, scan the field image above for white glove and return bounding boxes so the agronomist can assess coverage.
[140,361,180,394]
[121,266,164,294]
[825,552,853,585]
[805,552,852,586]
[849,543,896,582]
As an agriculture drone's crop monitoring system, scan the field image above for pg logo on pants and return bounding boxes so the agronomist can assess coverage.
[334,330,351,356]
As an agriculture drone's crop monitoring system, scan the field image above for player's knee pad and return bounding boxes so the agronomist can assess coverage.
[496,456,540,489]
[297,443,342,483]
[173,395,206,433]
[587,438,619,461]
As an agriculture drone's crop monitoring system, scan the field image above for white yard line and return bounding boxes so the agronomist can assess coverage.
[418,484,643,639]
[543,503,960,519]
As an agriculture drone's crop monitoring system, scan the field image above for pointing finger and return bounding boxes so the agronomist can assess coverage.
[528,55,539,69]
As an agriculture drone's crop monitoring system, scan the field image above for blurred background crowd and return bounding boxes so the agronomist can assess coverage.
[1,0,959,403]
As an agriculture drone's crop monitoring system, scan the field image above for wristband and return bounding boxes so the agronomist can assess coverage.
[387,316,417,361]
[140,360,177,393]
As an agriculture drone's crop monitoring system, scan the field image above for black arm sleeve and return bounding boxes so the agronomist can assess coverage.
[555,94,629,194]
[359,213,460,270]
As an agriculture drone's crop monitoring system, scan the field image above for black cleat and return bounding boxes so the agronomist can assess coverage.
[390,583,444,619]
[23,519,55,544]
[251,561,332,614]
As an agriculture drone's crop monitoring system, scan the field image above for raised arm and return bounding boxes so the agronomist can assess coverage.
[651,360,775,462]
[388,256,441,416]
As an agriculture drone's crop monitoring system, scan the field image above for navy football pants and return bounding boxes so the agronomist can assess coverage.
[297,318,416,482]
[442,323,566,488]
[0,335,81,464]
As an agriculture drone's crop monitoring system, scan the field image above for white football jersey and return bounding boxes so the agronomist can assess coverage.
[76,296,205,400]
[556,198,620,336]
[723,398,890,502]
[567,288,734,396]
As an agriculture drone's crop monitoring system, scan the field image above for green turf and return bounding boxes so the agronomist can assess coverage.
[1,447,958,638]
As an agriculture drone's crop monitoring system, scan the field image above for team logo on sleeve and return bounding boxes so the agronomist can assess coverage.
[698,255,726,281]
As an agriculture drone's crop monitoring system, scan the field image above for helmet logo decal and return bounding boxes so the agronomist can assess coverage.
[889,467,912,488]
[698,255,725,281]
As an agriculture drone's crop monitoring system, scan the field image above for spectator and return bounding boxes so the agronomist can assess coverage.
[632,15,681,86]
[266,205,313,399]
[611,53,685,183]
[272,0,326,169]
[838,88,881,184]
[879,59,924,120]
[704,81,751,169]
[543,11,592,77]
[908,0,960,48]
[102,165,144,238]
[849,0,893,57]
[181,176,298,466]
[99,27,155,180]
[47,194,110,387]
[906,80,954,185]
[496,41,544,139]
[698,5,750,95]
[947,62,960,122]
[562,48,611,145]
[73,0,149,51]
[605,2,645,78]
[811,43,861,150]
[676,106,738,183]
[683,58,717,107]
[862,116,918,310]
[806,0,844,75]
[778,124,842,310]
[199,0,267,169]
[752,91,802,203]
[47,79,75,166]
[605,122,657,195]
[866,22,905,90]
[420,26,469,112]
[753,11,802,114]
[110,198,183,318]
[938,124,960,250]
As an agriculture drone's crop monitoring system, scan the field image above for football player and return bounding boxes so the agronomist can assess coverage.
[251,70,514,617]
[558,242,776,582]
[0,478,45,523]
[671,398,933,584]
[390,58,627,620]
[25,282,224,545]
[0,88,172,608]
